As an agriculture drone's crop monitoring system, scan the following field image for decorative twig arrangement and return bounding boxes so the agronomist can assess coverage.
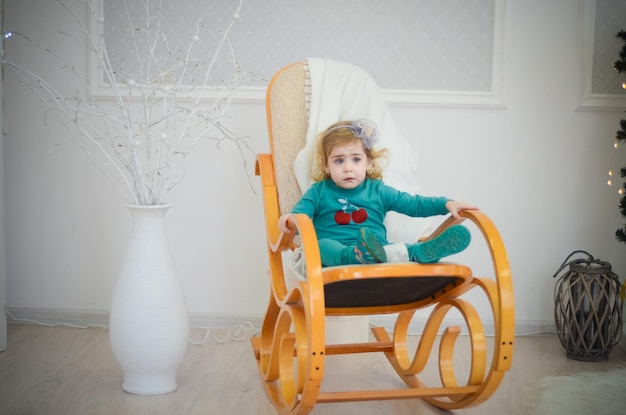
[1,0,251,205]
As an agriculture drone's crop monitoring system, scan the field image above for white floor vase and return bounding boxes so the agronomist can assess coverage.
[109,204,189,395]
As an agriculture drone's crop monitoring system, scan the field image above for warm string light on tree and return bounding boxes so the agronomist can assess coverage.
[608,134,624,195]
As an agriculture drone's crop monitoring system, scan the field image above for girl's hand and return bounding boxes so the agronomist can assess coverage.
[446,200,479,222]
[278,214,295,234]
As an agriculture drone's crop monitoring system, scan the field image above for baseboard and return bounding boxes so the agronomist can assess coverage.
[5,307,557,337]
[5,307,263,330]
[6,307,111,328]
[369,315,556,337]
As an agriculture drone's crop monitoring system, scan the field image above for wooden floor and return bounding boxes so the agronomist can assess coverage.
[1,323,625,415]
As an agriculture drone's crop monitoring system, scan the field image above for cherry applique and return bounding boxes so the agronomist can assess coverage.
[351,208,368,223]
[334,198,368,225]
[334,211,351,225]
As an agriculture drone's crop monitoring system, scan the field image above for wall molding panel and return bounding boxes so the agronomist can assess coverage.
[579,0,626,110]
[88,0,506,109]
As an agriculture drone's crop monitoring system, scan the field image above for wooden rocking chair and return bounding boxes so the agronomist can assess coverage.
[251,60,515,415]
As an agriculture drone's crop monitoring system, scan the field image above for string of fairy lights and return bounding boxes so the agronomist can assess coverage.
[607,124,624,197]
[607,30,626,198]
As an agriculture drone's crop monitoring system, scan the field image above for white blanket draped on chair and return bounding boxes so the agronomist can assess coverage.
[293,57,433,243]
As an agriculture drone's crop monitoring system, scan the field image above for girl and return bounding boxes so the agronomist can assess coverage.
[278,119,477,267]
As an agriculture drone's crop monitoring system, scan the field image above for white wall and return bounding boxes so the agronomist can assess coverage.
[1,0,7,350]
[3,0,625,333]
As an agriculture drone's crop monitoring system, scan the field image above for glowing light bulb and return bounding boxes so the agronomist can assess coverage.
[609,170,613,176]
[615,141,620,149]
[608,179,613,186]
[620,188,624,195]
[623,82,626,90]
[4,32,12,39]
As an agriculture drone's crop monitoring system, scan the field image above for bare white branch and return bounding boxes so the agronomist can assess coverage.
[2,0,251,205]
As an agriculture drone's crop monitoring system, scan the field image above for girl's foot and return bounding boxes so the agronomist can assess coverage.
[355,228,387,264]
[408,225,471,263]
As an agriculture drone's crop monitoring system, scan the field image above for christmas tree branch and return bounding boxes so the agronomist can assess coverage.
[614,29,626,244]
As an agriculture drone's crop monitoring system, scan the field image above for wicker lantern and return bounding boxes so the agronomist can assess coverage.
[553,250,623,361]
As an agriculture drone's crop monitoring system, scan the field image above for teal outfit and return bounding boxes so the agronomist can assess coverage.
[291,178,450,266]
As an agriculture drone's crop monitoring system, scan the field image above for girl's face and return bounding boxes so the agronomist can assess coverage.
[324,140,372,189]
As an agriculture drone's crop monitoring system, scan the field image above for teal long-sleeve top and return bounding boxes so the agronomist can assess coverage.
[291,178,450,245]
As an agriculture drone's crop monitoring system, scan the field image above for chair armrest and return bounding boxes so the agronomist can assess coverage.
[271,213,326,300]
[427,211,512,289]
[457,210,515,371]
[274,214,323,269]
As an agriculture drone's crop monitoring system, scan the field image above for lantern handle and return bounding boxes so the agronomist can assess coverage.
[552,250,594,278]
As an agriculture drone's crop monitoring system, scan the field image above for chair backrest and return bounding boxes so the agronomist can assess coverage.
[265,61,310,216]
[266,59,432,243]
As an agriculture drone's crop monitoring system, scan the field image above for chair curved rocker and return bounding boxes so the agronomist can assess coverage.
[251,61,515,415]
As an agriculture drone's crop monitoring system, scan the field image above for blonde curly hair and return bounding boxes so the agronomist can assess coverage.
[311,120,388,182]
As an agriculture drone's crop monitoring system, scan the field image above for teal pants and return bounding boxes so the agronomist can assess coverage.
[318,239,362,267]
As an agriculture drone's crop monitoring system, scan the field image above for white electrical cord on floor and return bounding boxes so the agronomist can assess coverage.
[189,321,259,345]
